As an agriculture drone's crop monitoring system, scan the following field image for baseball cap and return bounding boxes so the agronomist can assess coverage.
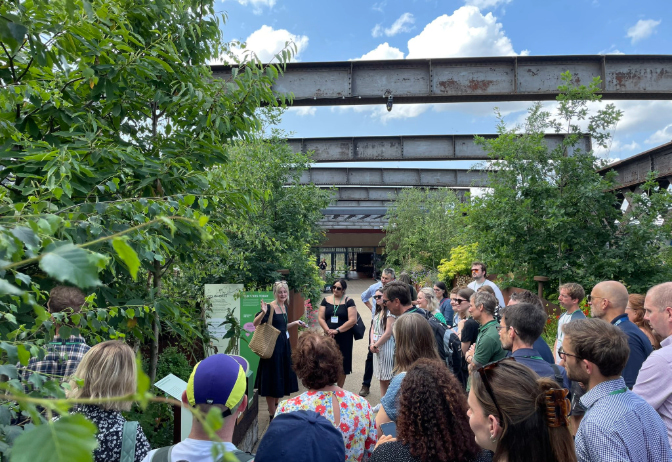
[186,354,248,413]
[255,410,346,462]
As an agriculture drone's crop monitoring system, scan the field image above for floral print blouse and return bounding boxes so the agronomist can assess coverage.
[276,389,377,462]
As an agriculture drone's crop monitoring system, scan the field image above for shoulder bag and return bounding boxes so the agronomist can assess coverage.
[249,307,281,359]
[348,298,366,341]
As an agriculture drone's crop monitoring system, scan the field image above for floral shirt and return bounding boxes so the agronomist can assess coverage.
[277,389,377,462]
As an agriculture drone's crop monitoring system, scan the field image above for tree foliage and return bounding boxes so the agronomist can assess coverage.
[467,72,672,292]
[382,188,466,271]
[0,0,300,459]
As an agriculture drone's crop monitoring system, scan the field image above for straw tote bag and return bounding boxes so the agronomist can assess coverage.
[249,306,281,359]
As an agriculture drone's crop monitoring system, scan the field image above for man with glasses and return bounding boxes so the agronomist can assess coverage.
[464,292,507,391]
[498,303,569,388]
[589,281,652,388]
[467,262,505,308]
[561,318,671,462]
[634,282,672,447]
[359,268,395,397]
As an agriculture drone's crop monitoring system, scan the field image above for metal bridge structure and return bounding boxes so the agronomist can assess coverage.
[215,55,672,242]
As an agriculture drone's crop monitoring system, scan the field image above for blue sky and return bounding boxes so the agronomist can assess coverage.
[217,0,672,169]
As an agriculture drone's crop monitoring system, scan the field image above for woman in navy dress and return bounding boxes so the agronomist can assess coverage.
[253,281,303,419]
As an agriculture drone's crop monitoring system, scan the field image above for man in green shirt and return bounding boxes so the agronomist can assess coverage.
[464,291,507,390]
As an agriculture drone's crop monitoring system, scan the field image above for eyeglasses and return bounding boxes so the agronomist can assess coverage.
[471,269,480,273]
[382,298,390,306]
[451,298,468,304]
[373,295,382,300]
[476,357,516,425]
[274,280,287,286]
[333,286,343,291]
[557,347,581,361]
[586,295,605,304]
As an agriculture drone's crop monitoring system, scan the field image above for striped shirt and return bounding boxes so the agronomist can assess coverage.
[575,377,672,462]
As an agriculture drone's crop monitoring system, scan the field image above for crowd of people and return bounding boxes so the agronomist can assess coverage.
[16,266,672,462]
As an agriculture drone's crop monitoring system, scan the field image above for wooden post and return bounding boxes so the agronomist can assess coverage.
[533,276,549,300]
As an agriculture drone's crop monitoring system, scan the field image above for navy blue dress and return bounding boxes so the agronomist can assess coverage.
[254,308,299,398]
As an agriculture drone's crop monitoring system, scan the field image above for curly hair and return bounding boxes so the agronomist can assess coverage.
[292,332,343,389]
[397,359,480,462]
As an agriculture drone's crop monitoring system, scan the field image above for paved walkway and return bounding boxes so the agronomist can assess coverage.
[253,278,380,449]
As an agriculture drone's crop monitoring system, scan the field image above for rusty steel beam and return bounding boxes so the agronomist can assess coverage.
[287,134,591,162]
[212,55,672,106]
[598,141,672,191]
[299,168,488,187]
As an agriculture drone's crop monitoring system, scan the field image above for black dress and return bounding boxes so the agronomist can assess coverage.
[321,297,356,374]
[254,307,299,398]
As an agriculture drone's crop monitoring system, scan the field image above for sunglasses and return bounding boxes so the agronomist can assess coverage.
[333,286,343,291]
[451,298,468,304]
[476,357,516,425]
[557,347,581,361]
[586,295,605,304]
[373,295,382,300]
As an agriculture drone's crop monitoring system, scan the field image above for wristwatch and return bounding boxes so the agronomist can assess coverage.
[336,327,340,333]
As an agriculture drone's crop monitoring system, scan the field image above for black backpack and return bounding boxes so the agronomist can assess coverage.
[412,308,465,386]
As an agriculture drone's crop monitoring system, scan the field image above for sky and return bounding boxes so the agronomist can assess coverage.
[215,0,672,171]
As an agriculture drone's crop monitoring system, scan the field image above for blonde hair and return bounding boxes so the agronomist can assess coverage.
[393,313,439,373]
[69,341,137,411]
[273,281,289,304]
[419,287,439,314]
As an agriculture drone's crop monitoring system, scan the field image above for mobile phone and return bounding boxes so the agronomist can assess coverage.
[380,422,397,438]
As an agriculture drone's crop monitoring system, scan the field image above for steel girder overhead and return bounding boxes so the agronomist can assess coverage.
[598,141,672,191]
[326,187,467,202]
[299,168,488,187]
[288,134,592,162]
[211,55,672,106]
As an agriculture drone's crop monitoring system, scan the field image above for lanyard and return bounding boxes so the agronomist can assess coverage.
[332,297,342,317]
[609,387,627,396]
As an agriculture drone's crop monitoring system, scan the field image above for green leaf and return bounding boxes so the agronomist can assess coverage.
[17,344,30,366]
[111,238,140,281]
[145,56,174,73]
[198,215,209,227]
[0,342,18,364]
[184,195,196,206]
[0,280,24,296]
[11,414,98,462]
[136,354,150,408]
[39,244,107,288]
[11,226,40,249]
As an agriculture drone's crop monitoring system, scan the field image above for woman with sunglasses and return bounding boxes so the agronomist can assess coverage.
[318,278,358,387]
[371,288,396,397]
[454,288,478,362]
[467,359,576,462]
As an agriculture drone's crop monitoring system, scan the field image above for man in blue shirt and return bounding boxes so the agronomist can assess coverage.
[561,318,671,462]
[507,291,556,364]
[359,268,395,397]
[589,281,652,388]
[498,303,569,388]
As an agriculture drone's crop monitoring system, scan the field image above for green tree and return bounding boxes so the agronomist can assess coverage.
[0,0,294,459]
[467,72,672,292]
[382,188,466,270]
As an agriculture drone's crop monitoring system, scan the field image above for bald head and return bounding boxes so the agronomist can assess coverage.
[593,281,629,311]
[647,282,672,312]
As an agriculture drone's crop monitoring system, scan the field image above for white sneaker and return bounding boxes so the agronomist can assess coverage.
[372,404,380,413]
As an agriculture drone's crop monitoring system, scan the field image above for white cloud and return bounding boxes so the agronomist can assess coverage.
[594,139,640,158]
[372,13,415,38]
[229,26,309,63]
[355,42,405,60]
[229,0,276,15]
[407,6,521,58]
[371,1,386,13]
[464,0,512,9]
[626,19,661,44]
[645,124,672,145]
[288,107,317,117]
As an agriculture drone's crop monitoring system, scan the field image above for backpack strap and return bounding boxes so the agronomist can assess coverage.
[150,445,175,462]
[550,364,564,388]
[120,421,138,462]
